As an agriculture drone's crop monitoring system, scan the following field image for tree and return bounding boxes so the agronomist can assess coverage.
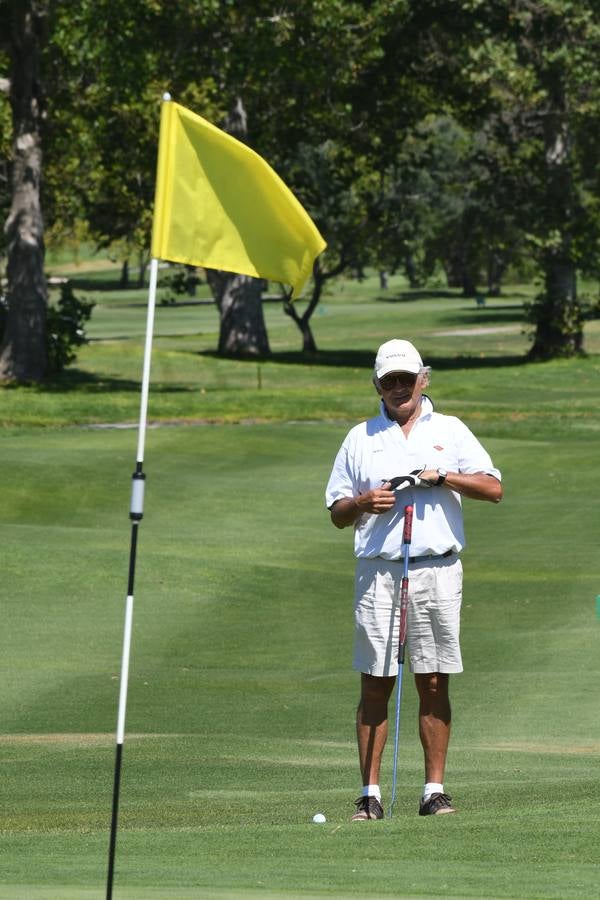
[43,0,374,355]
[0,0,48,382]
[407,0,600,358]
[282,139,376,352]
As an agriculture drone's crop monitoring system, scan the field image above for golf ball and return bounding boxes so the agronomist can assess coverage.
[312,813,326,824]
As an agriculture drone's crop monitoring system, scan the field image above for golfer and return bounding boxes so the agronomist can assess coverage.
[325,339,502,819]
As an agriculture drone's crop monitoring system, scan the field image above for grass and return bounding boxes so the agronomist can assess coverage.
[4,269,600,438]
[1,267,600,898]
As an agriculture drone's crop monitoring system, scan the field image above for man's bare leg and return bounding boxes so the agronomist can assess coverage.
[415,672,456,814]
[414,672,451,782]
[356,673,396,785]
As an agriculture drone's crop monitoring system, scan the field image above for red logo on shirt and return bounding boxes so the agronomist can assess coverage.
[433,445,444,451]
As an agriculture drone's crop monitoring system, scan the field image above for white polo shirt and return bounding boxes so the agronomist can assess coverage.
[325,396,501,559]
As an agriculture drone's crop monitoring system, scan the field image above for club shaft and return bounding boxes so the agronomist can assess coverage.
[389,660,405,816]
[389,505,413,818]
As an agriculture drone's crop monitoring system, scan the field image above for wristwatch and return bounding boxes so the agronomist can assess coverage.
[435,468,447,485]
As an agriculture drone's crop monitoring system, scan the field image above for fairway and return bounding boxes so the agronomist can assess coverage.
[2,274,600,898]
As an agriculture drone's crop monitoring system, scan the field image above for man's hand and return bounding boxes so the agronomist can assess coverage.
[415,469,440,486]
[357,486,398,514]
[330,485,396,528]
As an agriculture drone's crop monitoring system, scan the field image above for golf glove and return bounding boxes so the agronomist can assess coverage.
[384,468,432,491]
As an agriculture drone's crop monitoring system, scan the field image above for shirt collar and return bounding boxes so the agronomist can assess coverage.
[379,394,434,427]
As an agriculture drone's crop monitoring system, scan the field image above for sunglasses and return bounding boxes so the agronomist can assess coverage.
[379,372,418,391]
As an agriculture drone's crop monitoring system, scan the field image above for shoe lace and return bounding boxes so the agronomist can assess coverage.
[430,792,452,808]
[354,795,382,815]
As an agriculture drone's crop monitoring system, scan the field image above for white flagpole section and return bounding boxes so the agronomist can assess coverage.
[116,595,134,745]
[136,257,159,465]
[107,256,160,900]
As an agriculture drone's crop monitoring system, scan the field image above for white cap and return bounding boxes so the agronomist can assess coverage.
[374,339,423,379]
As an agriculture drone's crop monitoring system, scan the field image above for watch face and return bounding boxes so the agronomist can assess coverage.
[439,468,447,477]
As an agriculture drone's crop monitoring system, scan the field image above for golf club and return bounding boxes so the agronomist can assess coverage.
[388,503,413,818]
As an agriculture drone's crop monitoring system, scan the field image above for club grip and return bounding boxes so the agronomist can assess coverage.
[403,504,414,544]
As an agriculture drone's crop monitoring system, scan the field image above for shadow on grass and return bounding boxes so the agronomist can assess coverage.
[199,349,528,370]
[68,277,139,292]
[434,307,527,328]
[376,289,532,303]
[7,351,529,397]
[68,275,212,299]
[11,369,193,394]
[377,289,461,303]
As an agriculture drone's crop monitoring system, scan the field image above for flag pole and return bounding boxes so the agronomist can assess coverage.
[106,255,159,900]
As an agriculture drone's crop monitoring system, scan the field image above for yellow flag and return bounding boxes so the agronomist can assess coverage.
[151,99,326,298]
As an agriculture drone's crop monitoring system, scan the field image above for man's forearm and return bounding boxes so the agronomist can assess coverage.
[329,486,398,528]
[330,496,361,529]
[443,471,502,503]
[328,473,501,531]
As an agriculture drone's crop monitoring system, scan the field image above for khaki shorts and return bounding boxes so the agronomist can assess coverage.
[353,556,464,676]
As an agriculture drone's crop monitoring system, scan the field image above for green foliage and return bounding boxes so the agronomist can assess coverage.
[159,264,202,304]
[45,281,95,373]
[368,115,526,290]
[4,0,600,365]
[404,0,600,349]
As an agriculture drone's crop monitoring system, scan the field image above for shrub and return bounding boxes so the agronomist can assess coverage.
[46,282,95,373]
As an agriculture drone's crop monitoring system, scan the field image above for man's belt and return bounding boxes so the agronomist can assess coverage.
[396,549,455,563]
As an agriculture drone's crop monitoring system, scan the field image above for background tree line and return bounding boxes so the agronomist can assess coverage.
[1,0,599,382]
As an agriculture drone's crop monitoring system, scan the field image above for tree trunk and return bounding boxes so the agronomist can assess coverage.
[461,269,478,298]
[530,88,582,358]
[295,315,317,353]
[404,255,420,288]
[283,256,346,354]
[206,270,270,356]
[487,250,506,296]
[119,259,129,288]
[137,251,149,288]
[0,2,48,383]
[443,251,463,289]
[284,294,318,353]
[528,255,582,360]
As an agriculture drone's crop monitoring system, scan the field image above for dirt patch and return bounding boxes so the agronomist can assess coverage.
[0,733,187,747]
[432,325,521,337]
[473,740,600,755]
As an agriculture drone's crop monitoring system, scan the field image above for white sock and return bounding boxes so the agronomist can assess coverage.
[362,784,381,801]
[423,782,443,801]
